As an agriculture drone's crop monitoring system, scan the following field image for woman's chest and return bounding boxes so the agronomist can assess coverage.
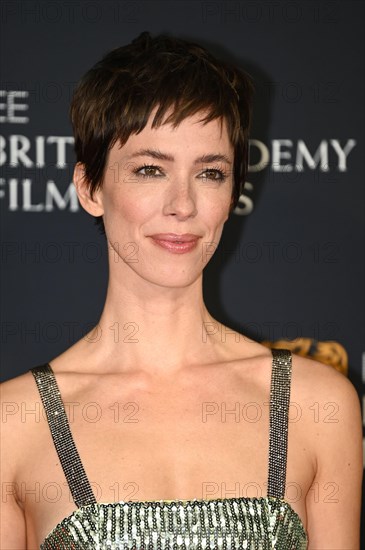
[23,367,316,547]
[22,400,313,548]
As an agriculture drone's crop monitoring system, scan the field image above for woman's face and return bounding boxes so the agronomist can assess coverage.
[91,110,234,288]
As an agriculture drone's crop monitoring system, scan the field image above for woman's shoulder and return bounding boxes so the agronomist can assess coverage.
[1,369,44,489]
[223,330,360,417]
[0,365,48,440]
[226,327,358,400]
[0,333,86,396]
[285,352,362,468]
[1,368,38,406]
[289,351,359,406]
[0,353,68,439]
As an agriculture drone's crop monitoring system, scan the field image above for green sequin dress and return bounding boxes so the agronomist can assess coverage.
[31,349,308,549]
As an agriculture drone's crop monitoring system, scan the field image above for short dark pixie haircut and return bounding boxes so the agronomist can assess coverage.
[70,31,253,234]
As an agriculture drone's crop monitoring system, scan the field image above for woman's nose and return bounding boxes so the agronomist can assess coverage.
[163,180,198,219]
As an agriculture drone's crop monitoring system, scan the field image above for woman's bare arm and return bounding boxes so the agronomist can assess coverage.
[1,378,28,549]
[304,363,363,548]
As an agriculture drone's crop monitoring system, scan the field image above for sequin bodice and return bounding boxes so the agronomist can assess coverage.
[31,349,308,549]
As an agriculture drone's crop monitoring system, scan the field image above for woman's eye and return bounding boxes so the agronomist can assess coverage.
[134,165,163,178]
[200,169,227,181]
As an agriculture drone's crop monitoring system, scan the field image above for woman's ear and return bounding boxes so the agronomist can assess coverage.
[73,163,104,216]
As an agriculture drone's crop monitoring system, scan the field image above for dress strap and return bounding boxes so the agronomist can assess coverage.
[30,364,96,508]
[267,348,292,499]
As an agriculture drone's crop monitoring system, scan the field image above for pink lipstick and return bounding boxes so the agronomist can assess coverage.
[149,233,200,254]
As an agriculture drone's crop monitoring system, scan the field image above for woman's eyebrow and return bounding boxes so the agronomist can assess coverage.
[127,148,174,161]
[195,153,232,166]
[126,148,232,165]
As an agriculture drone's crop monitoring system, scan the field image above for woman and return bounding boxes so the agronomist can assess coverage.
[1,31,362,549]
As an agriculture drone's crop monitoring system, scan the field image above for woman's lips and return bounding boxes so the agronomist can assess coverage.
[149,234,200,254]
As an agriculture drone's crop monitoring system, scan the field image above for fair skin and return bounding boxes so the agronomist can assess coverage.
[1,110,362,549]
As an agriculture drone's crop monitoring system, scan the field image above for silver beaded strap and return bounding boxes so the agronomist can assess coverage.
[31,364,97,508]
[267,348,292,499]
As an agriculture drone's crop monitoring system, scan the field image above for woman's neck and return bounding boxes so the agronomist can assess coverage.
[82,271,225,375]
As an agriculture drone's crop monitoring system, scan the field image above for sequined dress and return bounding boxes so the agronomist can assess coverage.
[31,349,308,549]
